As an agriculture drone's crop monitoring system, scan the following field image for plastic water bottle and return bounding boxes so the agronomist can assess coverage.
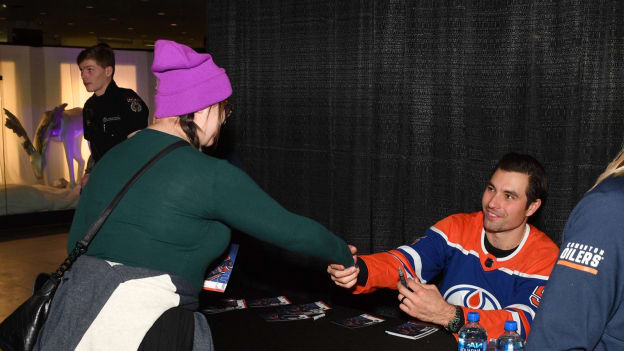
[458,312,488,351]
[496,321,524,350]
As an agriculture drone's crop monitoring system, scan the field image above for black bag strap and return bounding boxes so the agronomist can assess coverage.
[53,139,189,278]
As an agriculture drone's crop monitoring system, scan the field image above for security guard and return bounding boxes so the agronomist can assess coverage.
[82,80,148,163]
[77,43,149,183]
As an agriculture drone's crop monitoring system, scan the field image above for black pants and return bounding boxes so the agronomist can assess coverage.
[138,307,194,351]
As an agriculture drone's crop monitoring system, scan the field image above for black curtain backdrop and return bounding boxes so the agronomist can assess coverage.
[204,0,624,312]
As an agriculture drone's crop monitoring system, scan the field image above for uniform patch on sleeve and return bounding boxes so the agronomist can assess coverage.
[557,242,604,275]
[127,97,143,112]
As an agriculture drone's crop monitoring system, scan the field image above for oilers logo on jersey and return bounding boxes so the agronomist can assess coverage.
[444,284,501,310]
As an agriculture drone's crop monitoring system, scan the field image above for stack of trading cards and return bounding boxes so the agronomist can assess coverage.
[202,298,247,314]
[260,301,330,322]
[385,321,439,340]
[203,244,239,292]
[332,313,385,329]
[247,296,291,308]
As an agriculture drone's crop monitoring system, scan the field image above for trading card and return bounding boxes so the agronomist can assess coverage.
[247,296,291,308]
[260,301,330,322]
[385,321,439,340]
[276,301,330,316]
[333,313,385,329]
[202,298,247,314]
[203,243,239,293]
[260,311,311,322]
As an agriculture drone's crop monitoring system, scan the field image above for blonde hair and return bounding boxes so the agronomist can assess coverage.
[591,146,624,190]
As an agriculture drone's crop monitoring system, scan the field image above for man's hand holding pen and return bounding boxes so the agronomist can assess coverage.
[397,277,457,328]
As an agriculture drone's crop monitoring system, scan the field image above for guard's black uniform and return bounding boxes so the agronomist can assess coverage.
[83,80,149,165]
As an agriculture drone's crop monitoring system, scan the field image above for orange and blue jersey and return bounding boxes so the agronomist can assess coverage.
[353,212,558,340]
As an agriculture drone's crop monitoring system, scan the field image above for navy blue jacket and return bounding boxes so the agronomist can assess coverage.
[526,175,624,350]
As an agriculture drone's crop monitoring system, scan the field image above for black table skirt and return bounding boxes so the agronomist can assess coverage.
[203,301,458,351]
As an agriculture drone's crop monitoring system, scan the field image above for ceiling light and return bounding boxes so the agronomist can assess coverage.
[67,22,74,26]
[128,27,134,30]
[89,31,95,34]
[157,12,165,16]
[86,5,94,9]
[1,4,6,8]
[170,23,177,27]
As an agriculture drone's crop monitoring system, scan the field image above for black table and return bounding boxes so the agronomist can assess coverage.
[203,301,458,350]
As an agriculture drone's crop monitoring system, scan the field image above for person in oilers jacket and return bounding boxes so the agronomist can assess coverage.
[526,146,624,351]
[327,153,559,341]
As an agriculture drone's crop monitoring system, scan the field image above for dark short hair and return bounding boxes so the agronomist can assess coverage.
[178,102,228,150]
[492,153,548,206]
[76,43,115,75]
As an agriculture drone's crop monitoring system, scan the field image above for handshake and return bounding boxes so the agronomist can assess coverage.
[326,244,457,328]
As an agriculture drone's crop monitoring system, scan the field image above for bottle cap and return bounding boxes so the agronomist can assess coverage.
[504,320,517,331]
[467,312,480,322]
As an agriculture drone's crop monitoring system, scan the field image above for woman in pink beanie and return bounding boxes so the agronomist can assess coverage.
[34,40,354,350]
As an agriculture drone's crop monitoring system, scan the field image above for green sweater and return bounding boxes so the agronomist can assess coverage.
[68,129,353,291]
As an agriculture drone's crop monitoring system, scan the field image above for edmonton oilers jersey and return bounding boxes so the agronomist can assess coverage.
[354,212,558,340]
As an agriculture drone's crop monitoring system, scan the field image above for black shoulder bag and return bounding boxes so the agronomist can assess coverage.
[0,140,188,351]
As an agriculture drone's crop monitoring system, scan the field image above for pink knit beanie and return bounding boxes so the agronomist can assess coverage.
[152,40,232,118]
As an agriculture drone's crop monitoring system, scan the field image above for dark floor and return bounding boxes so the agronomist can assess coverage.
[0,229,69,321]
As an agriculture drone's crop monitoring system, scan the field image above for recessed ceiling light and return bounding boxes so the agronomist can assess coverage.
[1,4,6,8]
[86,5,94,9]
[89,31,95,34]
[157,12,165,16]
[170,23,177,27]
[128,27,134,30]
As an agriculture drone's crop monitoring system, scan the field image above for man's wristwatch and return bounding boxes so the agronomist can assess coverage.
[446,305,465,333]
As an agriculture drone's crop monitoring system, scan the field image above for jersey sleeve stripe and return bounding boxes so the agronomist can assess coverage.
[395,246,426,283]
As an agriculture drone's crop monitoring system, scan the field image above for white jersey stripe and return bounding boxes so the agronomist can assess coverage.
[429,226,550,281]
[397,245,426,283]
